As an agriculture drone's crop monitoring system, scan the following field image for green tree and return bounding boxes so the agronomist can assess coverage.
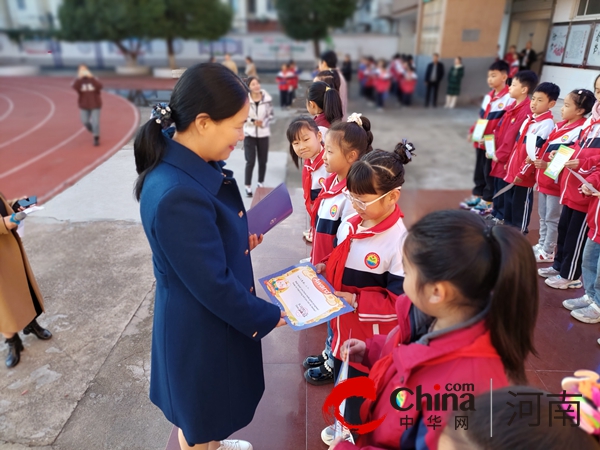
[276,0,358,58]
[156,0,233,69]
[58,0,163,66]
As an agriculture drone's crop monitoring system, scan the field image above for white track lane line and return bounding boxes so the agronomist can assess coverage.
[0,86,55,149]
[0,94,15,122]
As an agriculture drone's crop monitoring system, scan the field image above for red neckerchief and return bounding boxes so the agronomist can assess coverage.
[494,97,529,139]
[515,110,553,154]
[309,173,346,229]
[302,147,325,211]
[326,205,404,291]
[579,118,600,147]
[547,117,587,146]
[482,85,509,118]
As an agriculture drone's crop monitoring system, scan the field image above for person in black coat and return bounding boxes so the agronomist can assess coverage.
[424,53,445,107]
[341,54,352,82]
[519,41,537,70]
[134,63,285,450]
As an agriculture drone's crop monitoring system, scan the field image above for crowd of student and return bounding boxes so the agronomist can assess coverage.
[460,59,600,329]
[282,53,600,449]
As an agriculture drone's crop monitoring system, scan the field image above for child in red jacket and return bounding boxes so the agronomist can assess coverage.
[330,209,538,450]
[531,89,594,263]
[540,80,600,290]
[503,82,558,234]
[374,59,392,111]
[489,70,537,222]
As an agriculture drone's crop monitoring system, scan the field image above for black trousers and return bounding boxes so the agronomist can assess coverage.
[492,177,508,220]
[244,136,269,186]
[425,82,440,107]
[333,357,367,428]
[553,206,588,280]
[473,150,494,201]
[504,185,534,234]
[279,90,289,107]
[376,92,385,108]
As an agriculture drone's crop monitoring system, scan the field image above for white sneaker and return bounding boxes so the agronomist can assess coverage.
[256,182,264,188]
[535,248,555,263]
[217,440,253,450]
[563,294,592,311]
[571,303,600,323]
[538,266,560,278]
[532,243,541,254]
[545,275,583,290]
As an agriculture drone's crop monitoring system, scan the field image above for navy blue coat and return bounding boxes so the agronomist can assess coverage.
[139,138,281,444]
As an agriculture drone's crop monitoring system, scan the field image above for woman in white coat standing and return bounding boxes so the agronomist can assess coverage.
[243,77,273,197]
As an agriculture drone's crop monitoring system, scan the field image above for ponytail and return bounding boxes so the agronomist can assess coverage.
[404,210,538,385]
[307,81,343,125]
[488,225,538,384]
[134,120,168,200]
[323,88,343,125]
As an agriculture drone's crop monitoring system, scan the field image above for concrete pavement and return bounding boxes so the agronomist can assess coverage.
[0,84,484,449]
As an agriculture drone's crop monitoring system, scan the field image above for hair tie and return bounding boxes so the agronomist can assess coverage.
[347,112,363,126]
[150,102,172,124]
[579,90,583,95]
[325,86,331,92]
[402,139,413,160]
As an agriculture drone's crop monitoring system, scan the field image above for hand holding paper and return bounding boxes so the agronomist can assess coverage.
[544,145,576,181]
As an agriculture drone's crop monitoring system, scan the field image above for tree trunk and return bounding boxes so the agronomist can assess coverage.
[313,38,320,61]
[114,41,138,67]
[167,37,176,70]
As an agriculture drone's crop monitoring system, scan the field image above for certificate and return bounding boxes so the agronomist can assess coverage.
[472,119,488,142]
[484,135,496,158]
[544,145,575,180]
[259,263,353,330]
[567,168,600,194]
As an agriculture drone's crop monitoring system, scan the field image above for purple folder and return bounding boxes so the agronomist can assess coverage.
[247,183,293,236]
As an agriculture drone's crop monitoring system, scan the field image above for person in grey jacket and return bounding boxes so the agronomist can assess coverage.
[243,77,274,197]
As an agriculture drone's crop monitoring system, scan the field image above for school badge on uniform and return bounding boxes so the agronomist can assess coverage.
[330,205,338,217]
[561,134,569,142]
[497,103,504,109]
[364,252,380,269]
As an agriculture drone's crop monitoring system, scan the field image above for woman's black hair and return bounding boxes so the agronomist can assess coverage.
[315,69,341,91]
[569,88,596,116]
[246,56,253,62]
[286,116,321,168]
[307,81,343,125]
[133,63,249,201]
[327,114,374,160]
[444,386,600,449]
[346,141,415,195]
[403,210,538,385]
[245,76,259,87]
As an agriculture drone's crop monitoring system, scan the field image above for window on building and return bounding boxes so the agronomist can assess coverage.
[229,0,238,13]
[248,0,256,14]
[267,0,276,11]
[16,0,26,9]
[578,0,600,16]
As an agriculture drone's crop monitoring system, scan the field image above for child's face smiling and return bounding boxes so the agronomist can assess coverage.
[291,128,322,161]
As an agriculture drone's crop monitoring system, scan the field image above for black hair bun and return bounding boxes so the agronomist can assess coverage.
[393,140,416,165]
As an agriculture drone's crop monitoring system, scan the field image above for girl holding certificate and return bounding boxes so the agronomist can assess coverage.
[134,63,284,450]
[318,140,414,444]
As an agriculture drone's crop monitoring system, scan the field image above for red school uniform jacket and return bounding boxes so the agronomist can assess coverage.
[276,70,290,91]
[560,118,600,212]
[335,295,508,450]
[490,98,531,179]
[470,86,512,151]
[584,169,600,244]
[314,113,331,129]
[310,174,354,265]
[536,118,586,197]
[324,207,407,372]
[504,111,555,188]
[374,68,392,94]
[301,147,328,214]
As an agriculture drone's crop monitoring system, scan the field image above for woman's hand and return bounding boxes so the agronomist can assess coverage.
[335,291,357,308]
[340,338,366,364]
[255,120,263,127]
[315,263,326,274]
[3,216,18,230]
[276,310,287,328]
[249,233,264,251]
[533,159,548,169]
[565,159,580,170]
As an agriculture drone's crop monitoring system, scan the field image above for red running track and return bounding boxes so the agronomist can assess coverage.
[0,77,141,203]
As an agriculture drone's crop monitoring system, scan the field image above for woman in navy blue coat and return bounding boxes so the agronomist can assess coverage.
[134,63,284,450]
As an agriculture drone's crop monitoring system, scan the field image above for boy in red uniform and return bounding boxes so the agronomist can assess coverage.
[489,70,538,223]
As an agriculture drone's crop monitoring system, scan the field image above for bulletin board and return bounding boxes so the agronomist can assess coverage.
[545,25,569,64]
[563,24,592,65]
[587,24,600,67]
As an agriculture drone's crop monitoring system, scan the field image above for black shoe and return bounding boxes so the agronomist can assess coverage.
[23,319,52,340]
[93,136,99,146]
[304,363,334,386]
[303,351,327,369]
[85,122,93,132]
[5,334,24,368]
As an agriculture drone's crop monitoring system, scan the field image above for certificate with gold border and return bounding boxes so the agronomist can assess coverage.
[259,263,353,330]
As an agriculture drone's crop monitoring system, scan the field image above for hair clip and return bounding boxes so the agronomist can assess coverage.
[150,102,172,123]
[347,112,363,126]
[579,90,583,95]
[402,139,413,160]
[325,86,331,92]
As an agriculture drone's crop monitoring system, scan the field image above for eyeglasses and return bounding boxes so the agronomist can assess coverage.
[343,187,401,211]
